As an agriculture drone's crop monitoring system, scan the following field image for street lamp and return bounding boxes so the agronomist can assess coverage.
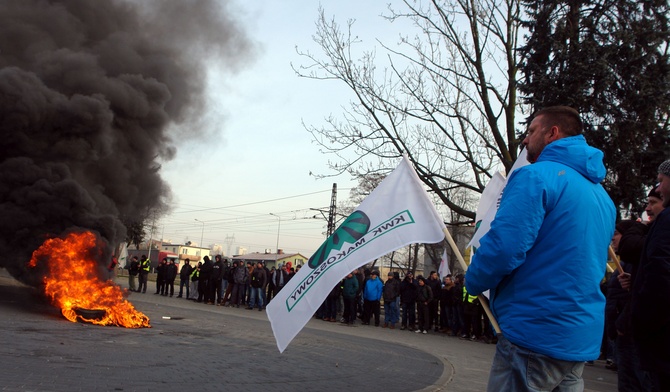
[194,219,204,256]
[269,213,281,260]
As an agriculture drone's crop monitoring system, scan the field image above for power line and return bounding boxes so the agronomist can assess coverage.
[170,188,349,214]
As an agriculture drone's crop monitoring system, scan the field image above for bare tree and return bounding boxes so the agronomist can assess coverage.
[297,0,523,221]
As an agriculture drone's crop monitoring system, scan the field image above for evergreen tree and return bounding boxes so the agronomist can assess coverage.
[519,0,670,214]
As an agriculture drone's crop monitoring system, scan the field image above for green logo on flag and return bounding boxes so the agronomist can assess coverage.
[307,210,371,270]
[286,210,415,311]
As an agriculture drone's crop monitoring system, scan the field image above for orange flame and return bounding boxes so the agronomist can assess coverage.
[29,231,150,328]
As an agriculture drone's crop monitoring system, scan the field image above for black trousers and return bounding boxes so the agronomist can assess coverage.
[198,279,210,302]
[165,279,175,296]
[363,300,380,325]
[178,278,189,297]
[210,279,222,303]
[428,300,438,328]
[343,297,357,323]
[138,273,148,293]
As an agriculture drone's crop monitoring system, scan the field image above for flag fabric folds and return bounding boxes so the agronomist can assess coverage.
[266,155,446,353]
[467,149,529,250]
[438,248,450,278]
[118,243,128,268]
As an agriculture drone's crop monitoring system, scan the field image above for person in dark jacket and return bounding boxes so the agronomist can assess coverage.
[451,274,465,336]
[223,260,237,306]
[230,260,249,308]
[628,162,670,391]
[128,256,139,292]
[400,272,418,331]
[415,275,433,334]
[440,275,456,333]
[164,259,178,297]
[618,187,662,392]
[266,267,276,304]
[177,259,192,298]
[426,271,441,331]
[155,258,167,295]
[262,263,271,307]
[210,255,224,305]
[382,271,400,329]
[605,221,637,373]
[272,265,289,297]
[198,256,213,303]
[247,262,267,311]
[220,259,230,304]
[356,268,367,321]
[324,281,341,322]
[341,271,359,325]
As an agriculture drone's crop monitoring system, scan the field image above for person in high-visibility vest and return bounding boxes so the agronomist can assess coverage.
[137,254,151,293]
[189,262,201,300]
[461,281,481,341]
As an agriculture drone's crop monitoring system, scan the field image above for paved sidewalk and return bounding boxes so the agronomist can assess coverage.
[0,270,617,391]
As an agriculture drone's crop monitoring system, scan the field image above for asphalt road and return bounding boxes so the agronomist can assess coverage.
[0,270,618,391]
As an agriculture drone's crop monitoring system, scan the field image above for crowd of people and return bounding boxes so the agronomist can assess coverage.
[125,254,304,309]
[123,252,493,342]
[314,268,495,343]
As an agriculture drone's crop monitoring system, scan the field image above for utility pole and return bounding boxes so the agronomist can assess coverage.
[326,183,337,237]
[195,219,204,256]
[224,234,235,257]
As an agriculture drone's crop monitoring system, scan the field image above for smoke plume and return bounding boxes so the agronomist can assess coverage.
[0,0,251,286]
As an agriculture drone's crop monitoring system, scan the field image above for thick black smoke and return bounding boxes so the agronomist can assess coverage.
[0,0,251,286]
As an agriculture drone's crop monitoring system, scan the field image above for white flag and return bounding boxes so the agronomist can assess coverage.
[438,248,450,278]
[266,155,446,353]
[467,149,530,249]
[118,243,128,268]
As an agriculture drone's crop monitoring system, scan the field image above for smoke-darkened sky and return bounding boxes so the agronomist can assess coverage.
[0,0,251,286]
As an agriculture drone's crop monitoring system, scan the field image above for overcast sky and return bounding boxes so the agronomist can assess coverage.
[157,2,411,256]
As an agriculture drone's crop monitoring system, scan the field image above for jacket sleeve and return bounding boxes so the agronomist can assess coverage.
[633,215,670,331]
[618,222,648,264]
[465,167,547,295]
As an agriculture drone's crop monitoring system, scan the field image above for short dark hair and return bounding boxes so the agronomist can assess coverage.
[533,106,583,136]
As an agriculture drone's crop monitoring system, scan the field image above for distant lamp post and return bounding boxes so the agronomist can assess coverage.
[269,213,281,262]
[195,219,205,256]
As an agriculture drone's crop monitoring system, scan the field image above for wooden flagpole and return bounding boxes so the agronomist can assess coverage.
[608,245,624,274]
[443,227,501,334]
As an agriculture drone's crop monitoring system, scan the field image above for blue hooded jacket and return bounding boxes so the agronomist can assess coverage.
[465,135,615,361]
[363,276,383,301]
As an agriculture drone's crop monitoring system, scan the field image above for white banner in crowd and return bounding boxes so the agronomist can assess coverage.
[438,247,450,278]
[266,155,446,353]
[118,243,128,268]
[467,149,530,250]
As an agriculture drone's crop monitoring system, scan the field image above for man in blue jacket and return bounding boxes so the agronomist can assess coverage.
[362,270,383,326]
[465,106,616,391]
